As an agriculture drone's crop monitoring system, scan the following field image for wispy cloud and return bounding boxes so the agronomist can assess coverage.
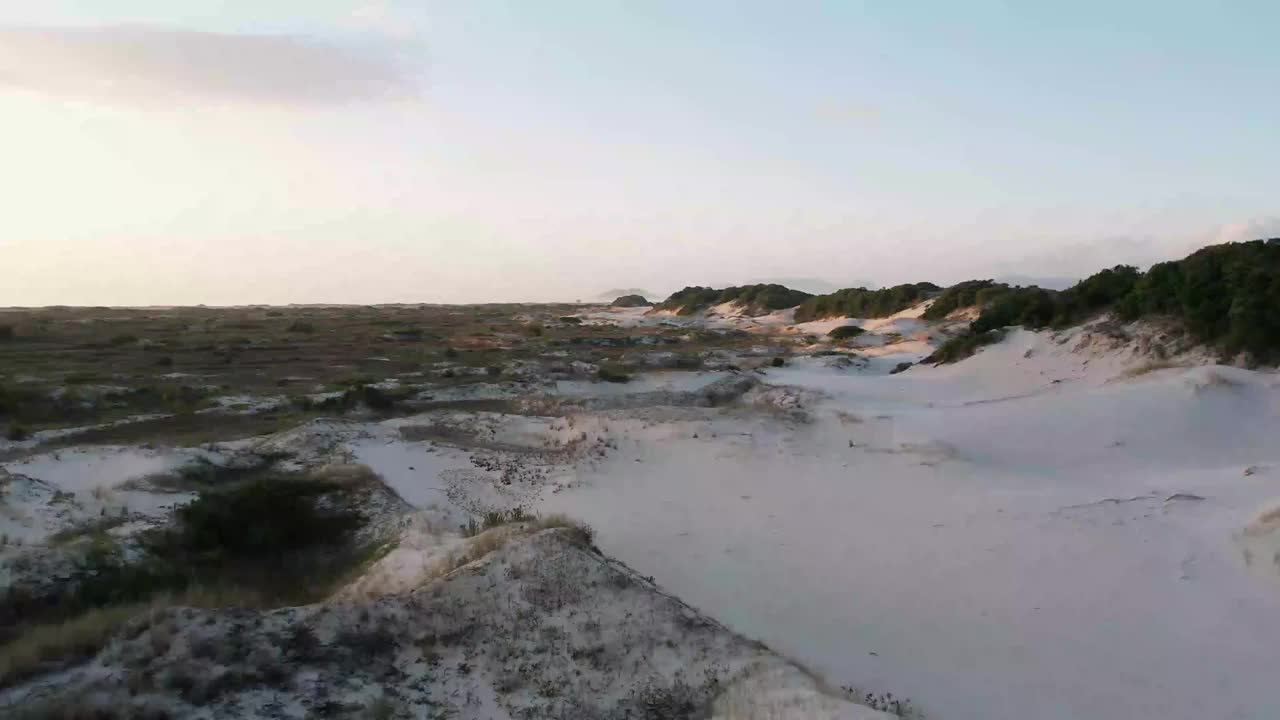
[0,26,417,108]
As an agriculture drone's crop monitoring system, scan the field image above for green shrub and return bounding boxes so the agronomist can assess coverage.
[597,362,631,383]
[286,320,315,334]
[657,284,812,316]
[921,280,1006,320]
[947,239,1280,363]
[0,325,13,341]
[107,334,137,347]
[5,422,29,441]
[771,356,786,367]
[926,329,1004,364]
[171,477,363,560]
[794,283,939,322]
[828,325,866,340]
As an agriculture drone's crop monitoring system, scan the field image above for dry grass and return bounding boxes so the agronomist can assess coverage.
[0,585,278,689]
[425,513,596,583]
[1118,359,1186,379]
[0,603,149,688]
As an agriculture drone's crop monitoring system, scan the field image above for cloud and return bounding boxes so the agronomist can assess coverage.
[1211,216,1280,244]
[347,0,420,40]
[0,26,417,108]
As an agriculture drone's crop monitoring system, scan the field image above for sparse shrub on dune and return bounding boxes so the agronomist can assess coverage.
[597,362,632,383]
[0,603,151,689]
[828,325,866,340]
[925,329,1004,364]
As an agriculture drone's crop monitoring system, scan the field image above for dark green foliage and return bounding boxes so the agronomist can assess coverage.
[171,478,362,560]
[286,320,315,334]
[107,334,138,347]
[597,362,631,383]
[1122,239,1280,361]
[0,385,97,426]
[658,284,813,316]
[558,316,584,324]
[770,356,786,367]
[921,280,1006,320]
[827,325,866,340]
[610,295,651,308]
[0,325,13,341]
[5,421,28,441]
[1050,265,1140,327]
[932,239,1280,364]
[970,287,1057,334]
[926,330,1005,364]
[794,283,940,322]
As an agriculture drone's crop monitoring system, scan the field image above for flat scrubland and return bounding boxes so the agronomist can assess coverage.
[3,243,1280,720]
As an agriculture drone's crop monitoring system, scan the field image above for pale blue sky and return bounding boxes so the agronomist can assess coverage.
[1,1,1277,304]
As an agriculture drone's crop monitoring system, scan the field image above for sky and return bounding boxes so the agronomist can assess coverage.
[1,1,1278,306]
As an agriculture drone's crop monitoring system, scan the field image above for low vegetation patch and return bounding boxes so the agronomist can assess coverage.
[828,325,866,340]
[925,329,1005,364]
[0,471,383,675]
[597,362,632,383]
[794,283,939,323]
[658,284,812,316]
[0,603,150,688]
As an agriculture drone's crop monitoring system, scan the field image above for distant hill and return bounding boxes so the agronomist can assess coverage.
[594,288,658,302]
[610,294,651,307]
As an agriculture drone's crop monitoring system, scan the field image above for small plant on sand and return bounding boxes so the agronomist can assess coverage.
[597,362,631,383]
[842,686,922,719]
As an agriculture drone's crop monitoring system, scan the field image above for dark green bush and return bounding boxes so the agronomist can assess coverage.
[921,280,1005,320]
[171,478,362,560]
[5,421,29,441]
[597,362,632,383]
[949,239,1280,363]
[0,325,13,341]
[794,283,939,322]
[287,320,315,334]
[926,330,1005,364]
[828,325,866,340]
[658,284,812,316]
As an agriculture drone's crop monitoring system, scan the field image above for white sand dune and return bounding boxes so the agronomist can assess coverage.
[532,335,1280,720]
